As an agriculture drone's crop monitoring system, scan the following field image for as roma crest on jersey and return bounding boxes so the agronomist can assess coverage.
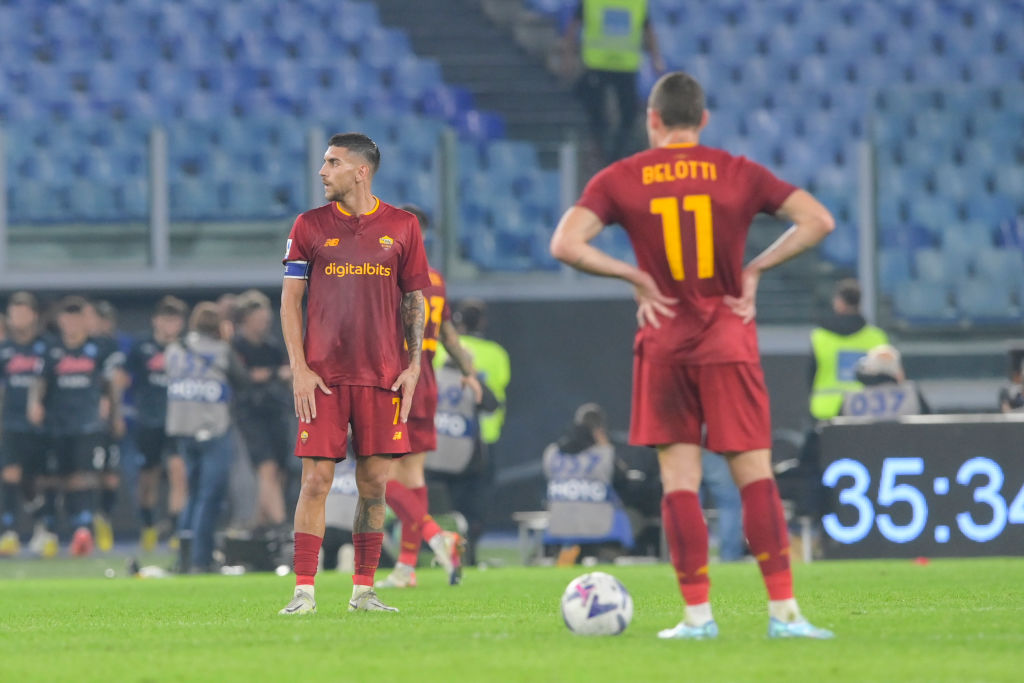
[378,235,394,250]
[300,430,309,444]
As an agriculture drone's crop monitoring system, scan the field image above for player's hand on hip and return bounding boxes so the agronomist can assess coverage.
[462,374,484,404]
[391,364,421,423]
[292,366,331,423]
[633,271,678,329]
[723,268,761,324]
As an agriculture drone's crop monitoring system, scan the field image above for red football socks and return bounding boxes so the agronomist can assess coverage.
[352,532,384,586]
[741,478,794,601]
[293,531,322,587]
[662,490,710,605]
[386,480,442,566]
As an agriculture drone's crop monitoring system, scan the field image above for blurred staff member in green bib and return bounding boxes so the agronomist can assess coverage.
[808,279,889,422]
[435,300,509,448]
[564,0,666,162]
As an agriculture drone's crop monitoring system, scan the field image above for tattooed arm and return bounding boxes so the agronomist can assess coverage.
[390,290,424,423]
[401,290,425,362]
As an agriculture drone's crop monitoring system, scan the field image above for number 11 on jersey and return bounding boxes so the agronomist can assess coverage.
[650,194,714,281]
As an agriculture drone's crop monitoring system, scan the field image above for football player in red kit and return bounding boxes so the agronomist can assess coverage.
[551,72,836,639]
[279,133,430,615]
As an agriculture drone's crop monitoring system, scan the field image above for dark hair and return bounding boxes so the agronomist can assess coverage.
[835,278,862,308]
[557,404,607,454]
[58,295,90,314]
[453,299,486,334]
[154,295,188,318]
[648,72,705,129]
[574,403,607,432]
[328,132,380,174]
[400,204,430,230]
[8,291,38,312]
[189,302,222,338]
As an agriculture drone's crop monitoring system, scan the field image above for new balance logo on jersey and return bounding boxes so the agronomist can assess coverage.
[392,431,403,441]
[324,238,339,247]
[324,262,392,278]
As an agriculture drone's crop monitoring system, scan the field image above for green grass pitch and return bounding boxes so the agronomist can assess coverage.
[1,557,1021,682]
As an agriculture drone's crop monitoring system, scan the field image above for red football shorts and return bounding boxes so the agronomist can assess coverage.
[629,356,772,453]
[406,416,437,454]
[294,385,411,459]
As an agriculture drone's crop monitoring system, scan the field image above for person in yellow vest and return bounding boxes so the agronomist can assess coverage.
[808,278,889,421]
[780,279,889,532]
[435,300,510,447]
[432,299,509,563]
[564,0,666,162]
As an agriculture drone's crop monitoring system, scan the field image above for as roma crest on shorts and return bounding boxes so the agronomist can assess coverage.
[378,235,394,250]
[300,430,309,444]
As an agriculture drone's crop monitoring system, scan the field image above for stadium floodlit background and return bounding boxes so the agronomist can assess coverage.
[1,0,1021,525]
[1,0,1023,680]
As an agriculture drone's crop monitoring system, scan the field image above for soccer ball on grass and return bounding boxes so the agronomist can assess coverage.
[560,571,633,636]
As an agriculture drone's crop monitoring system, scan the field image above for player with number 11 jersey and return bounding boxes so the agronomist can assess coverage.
[552,71,836,641]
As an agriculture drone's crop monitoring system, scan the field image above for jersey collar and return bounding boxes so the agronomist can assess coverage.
[334,196,380,217]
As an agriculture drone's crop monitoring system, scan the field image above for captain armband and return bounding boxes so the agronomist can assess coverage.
[283,260,311,279]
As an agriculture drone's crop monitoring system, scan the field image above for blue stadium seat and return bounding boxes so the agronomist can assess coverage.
[819,221,857,267]
[455,110,506,141]
[70,179,120,221]
[421,85,474,122]
[909,196,959,234]
[933,165,973,201]
[171,179,221,219]
[966,196,1017,227]
[486,140,539,173]
[878,247,912,292]
[993,166,1024,197]
[913,248,946,283]
[391,56,443,100]
[974,247,1024,288]
[118,178,149,219]
[337,1,382,44]
[404,171,439,213]
[956,278,1021,324]
[891,281,956,325]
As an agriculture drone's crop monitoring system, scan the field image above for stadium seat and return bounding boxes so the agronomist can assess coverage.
[362,27,412,71]
[956,278,1021,324]
[878,247,912,292]
[171,179,221,219]
[966,196,1018,227]
[891,281,956,325]
[118,178,149,219]
[455,110,506,141]
[913,248,946,283]
[974,247,1024,287]
[391,56,444,100]
[993,167,1024,197]
[909,197,959,234]
[421,85,475,122]
[337,1,382,44]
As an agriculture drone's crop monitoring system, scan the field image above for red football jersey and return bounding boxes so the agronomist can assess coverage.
[577,142,797,365]
[283,198,431,388]
[408,267,450,420]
